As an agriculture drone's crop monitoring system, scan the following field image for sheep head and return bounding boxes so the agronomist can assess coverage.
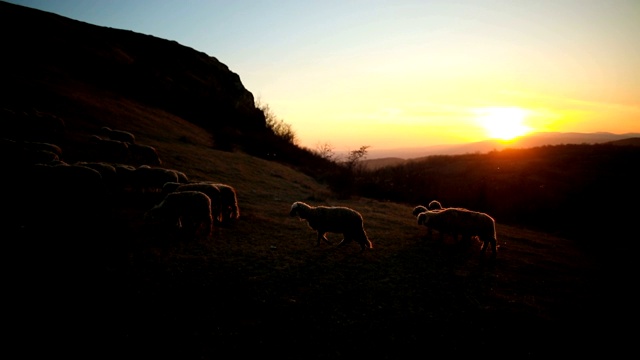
[412,206,428,217]
[417,211,436,226]
[289,202,302,217]
[290,201,313,219]
[427,200,443,210]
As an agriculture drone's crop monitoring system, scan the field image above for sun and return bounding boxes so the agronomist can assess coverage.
[474,107,532,141]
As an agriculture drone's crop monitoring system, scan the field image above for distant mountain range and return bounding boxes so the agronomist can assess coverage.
[360,131,640,168]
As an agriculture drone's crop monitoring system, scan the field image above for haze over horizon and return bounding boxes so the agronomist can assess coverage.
[7,0,640,153]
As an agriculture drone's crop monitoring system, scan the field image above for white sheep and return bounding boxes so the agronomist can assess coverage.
[100,126,135,143]
[417,208,497,255]
[289,201,372,251]
[144,190,213,241]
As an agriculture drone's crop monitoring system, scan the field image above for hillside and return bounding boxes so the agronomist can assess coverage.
[1,2,627,358]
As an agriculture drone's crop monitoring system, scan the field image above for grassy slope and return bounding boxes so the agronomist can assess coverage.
[7,88,619,359]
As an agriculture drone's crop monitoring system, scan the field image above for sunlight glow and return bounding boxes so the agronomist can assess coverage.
[474,107,532,140]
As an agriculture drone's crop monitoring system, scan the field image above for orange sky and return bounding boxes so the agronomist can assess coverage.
[9,0,640,152]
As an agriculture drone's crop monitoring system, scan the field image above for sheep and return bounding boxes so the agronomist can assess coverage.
[133,165,180,193]
[411,200,443,217]
[89,135,130,163]
[427,200,443,210]
[413,200,472,241]
[128,143,162,166]
[74,161,119,191]
[171,182,223,224]
[144,190,213,242]
[100,126,135,143]
[196,182,240,223]
[417,208,497,255]
[17,163,108,233]
[213,183,240,222]
[289,201,372,251]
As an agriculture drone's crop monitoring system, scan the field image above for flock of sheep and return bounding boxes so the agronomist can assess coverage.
[5,107,497,256]
[3,108,239,243]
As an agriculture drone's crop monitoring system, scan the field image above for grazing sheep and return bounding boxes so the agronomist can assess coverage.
[100,126,135,143]
[89,135,130,163]
[18,163,108,232]
[133,165,180,193]
[289,201,372,251]
[162,181,183,194]
[413,200,469,241]
[128,143,162,166]
[417,208,497,255]
[215,183,240,222]
[74,161,119,191]
[172,182,223,224]
[205,182,240,223]
[144,190,213,241]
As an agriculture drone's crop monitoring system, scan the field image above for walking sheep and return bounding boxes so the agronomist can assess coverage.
[144,190,213,242]
[289,201,372,252]
[417,208,497,255]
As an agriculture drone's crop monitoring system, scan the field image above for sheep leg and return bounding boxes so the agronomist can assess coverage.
[480,237,497,255]
[336,236,352,248]
[316,232,332,246]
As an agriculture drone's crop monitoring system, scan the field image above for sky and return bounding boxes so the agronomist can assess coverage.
[7,0,640,154]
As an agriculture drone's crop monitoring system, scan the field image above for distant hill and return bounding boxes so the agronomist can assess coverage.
[606,137,640,146]
[361,132,640,168]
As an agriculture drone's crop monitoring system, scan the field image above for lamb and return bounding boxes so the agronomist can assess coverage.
[289,201,372,251]
[144,190,213,242]
[417,208,497,255]
[100,126,135,143]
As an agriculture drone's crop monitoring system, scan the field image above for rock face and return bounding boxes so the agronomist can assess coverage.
[1,1,266,147]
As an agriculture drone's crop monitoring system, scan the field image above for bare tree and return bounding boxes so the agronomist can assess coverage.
[314,141,335,161]
[255,98,297,145]
[344,145,370,171]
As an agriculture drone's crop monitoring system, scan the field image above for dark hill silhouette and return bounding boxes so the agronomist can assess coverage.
[606,137,640,146]
[1,0,266,152]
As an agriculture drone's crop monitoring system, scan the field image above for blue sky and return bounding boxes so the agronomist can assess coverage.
[7,0,640,152]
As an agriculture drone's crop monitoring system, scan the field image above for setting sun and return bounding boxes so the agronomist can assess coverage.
[474,107,532,141]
